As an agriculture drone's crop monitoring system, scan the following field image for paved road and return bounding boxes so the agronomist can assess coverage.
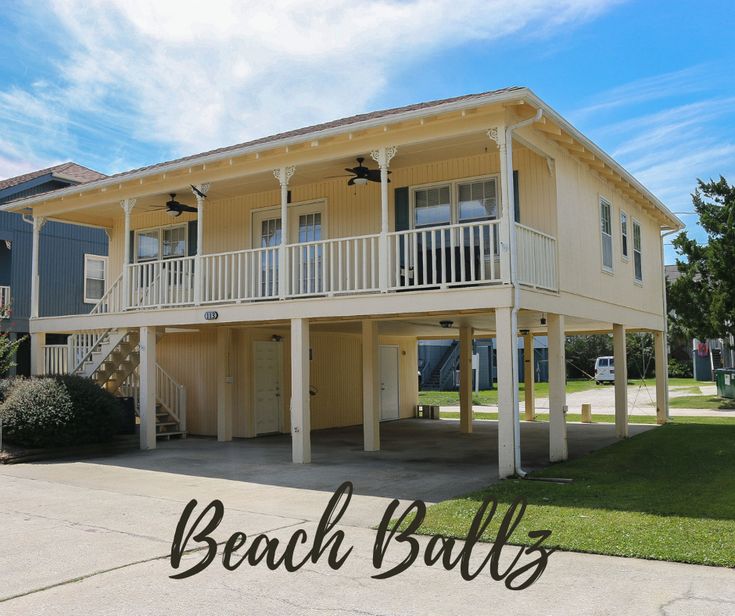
[1,452,734,615]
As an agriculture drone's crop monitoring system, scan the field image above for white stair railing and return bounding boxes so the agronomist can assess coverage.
[67,330,108,373]
[43,345,69,375]
[120,365,186,434]
[90,273,123,315]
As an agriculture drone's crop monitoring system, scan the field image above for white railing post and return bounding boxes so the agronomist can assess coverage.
[274,166,295,299]
[30,215,46,319]
[371,146,397,293]
[120,199,136,310]
[192,183,210,305]
[179,385,187,435]
[488,127,512,284]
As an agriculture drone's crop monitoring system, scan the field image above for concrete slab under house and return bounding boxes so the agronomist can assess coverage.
[2,87,683,479]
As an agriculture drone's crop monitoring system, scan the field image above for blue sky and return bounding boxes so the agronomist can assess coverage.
[1,0,734,263]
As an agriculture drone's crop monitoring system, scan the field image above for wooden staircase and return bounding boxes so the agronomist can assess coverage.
[71,329,186,439]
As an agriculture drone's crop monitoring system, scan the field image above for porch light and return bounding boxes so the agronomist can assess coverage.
[167,208,181,218]
[439,320,453,329]
[353,176,368,186]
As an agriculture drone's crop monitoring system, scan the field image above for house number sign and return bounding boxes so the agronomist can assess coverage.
[204,311,219,321]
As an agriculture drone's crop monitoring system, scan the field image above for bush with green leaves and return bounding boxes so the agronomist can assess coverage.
[668,358,693,379]
[0,375,121,448]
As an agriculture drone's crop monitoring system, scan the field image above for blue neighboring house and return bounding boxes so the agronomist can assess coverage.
[0,162,109,375]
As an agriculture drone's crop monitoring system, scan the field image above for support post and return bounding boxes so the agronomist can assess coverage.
[139,326,157,450]
[489,127,511,284]
[547,314,568,462]
[362,320,380,451]
[274,167,295,299]
[459,324,474,434]
[30,215,46,319]
[613,323,628,438]
[371,146,397,292]
[217,327,234,442]
[120,199,136,309]
[30,332,45,376]
[654,330,669,425]
[290,318,311,463]
[523,331,535,420]
[496,307,518,478]
[191,184,209,305]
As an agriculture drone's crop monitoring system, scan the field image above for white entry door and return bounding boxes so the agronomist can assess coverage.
[379,345,400,421]
[253,341,282,434]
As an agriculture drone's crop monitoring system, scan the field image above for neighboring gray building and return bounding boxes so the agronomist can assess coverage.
[0,163,109,375]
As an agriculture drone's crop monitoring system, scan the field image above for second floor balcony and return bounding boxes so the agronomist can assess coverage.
[92,219,557,315]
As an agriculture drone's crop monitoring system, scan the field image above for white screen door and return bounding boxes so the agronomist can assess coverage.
[253,341,282,434]
[380,345,400,421]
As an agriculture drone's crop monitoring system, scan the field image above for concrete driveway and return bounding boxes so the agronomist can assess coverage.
[1,419,734,615]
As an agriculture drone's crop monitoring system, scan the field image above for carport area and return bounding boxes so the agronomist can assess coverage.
[99,418,654,502]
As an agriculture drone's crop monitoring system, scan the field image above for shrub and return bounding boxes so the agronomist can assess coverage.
[0,376,23,403]
[0,376,121,448]
[668,358,693,379]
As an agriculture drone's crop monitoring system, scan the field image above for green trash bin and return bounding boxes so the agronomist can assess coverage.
[715,369,735,399]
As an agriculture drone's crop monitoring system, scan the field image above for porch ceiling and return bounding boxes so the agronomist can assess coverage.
[25,129,528,228]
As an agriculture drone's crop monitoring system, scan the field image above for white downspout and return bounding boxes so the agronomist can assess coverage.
[504,108,543,478]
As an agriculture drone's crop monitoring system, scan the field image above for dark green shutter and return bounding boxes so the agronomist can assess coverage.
[394,187,409,231]
[188,220,198,256]
[513,170,520,223]
[128,231,135,263]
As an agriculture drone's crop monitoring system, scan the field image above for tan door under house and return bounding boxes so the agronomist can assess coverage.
[379,345,400,421]
[253,340,283,434]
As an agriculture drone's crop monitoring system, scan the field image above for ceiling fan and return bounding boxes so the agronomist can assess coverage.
[150,186,205,217]
[328,157,390,186]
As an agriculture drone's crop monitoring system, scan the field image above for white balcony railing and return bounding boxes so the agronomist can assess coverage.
[388,220,501,290]
[79,220,557,316]
[43,344,69,375]
[515,223,558,291]
[0,285,10,318]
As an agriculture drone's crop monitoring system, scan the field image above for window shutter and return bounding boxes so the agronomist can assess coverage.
[188,220,198,256]
[513,170,520,223]
[394,187,409,231]
[128,231,135,263]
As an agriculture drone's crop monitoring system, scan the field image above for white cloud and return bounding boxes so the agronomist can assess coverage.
[0,0,617,178]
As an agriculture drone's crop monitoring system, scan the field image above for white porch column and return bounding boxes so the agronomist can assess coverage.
[371,146,397,292]
[489,127,511,284]
[191,184,209,305]
[496,306,519,478]
[362,320,380,451]
[290,317,311,463]
[547,314,568,462]
[613,323,628,438]
[139,326,157,450]
[459,324,474,434]
[217,327,234,442]
[654,330,669,425]
[523,331,535,421]
[30,332,45,376]
[120,199,136,309]
[30,215,46,319]
[274,167,295,299]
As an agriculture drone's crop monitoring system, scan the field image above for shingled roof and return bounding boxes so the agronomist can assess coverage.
[0,162,106,191]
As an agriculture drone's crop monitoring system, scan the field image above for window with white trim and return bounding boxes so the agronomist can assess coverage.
[633,219,642,282]
[135,224,187,262]
[620,211,629,259]
[600,198,613,271]
[84,254,107,303]
[414,185,451,228]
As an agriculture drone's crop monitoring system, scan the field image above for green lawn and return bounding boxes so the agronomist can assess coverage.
[669,395,735,410]
[418,379,601,406]
[411,417,735,567]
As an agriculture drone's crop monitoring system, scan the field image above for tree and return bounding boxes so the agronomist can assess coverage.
[669,177,735,340]
[0,334,25,376]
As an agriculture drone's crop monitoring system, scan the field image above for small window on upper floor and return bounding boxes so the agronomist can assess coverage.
[600,198,613,272]
[84,254,107,303]
[414,185,451,228]
[633,219,643,282]
[620,211,629,260]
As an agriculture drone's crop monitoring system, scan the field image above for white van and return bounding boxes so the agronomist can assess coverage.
[594,356,615,384]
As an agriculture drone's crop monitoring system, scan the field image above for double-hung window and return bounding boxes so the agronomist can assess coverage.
[620,211,629,260]
[84,254,107,303]
[633,220,643,282]
[136,224,187,262]
[600,198,613,271]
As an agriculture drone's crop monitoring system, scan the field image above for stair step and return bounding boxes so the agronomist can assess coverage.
[157,421,178,427]
[156,431,185,440]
